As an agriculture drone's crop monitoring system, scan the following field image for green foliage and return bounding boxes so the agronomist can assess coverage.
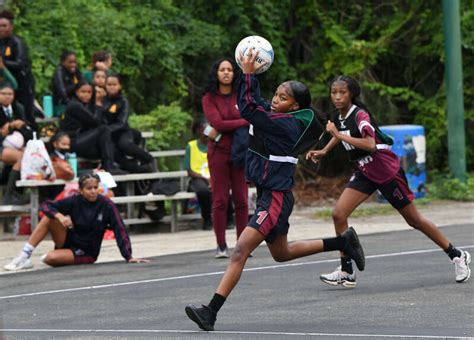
[128,102,192,151]
[427,172,474,201]
[3,0,472,175]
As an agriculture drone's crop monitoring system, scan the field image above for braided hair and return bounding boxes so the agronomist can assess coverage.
[78,173,100,189]
[329,75,378,124]
[283,80,312,109]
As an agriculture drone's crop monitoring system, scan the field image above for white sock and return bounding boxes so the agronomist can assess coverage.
[21,242,35,258]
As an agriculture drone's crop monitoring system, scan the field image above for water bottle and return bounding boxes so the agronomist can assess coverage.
[67,152,78,178]
[42,95,53,118]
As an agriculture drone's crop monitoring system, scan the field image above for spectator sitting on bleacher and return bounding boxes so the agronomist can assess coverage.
[49,131,74,181]
[184,120,212,230]
[3,172,149,271]
[83,50,113,85]
[102,74,153,173]
[184,120,235,231]
[0,10,36,129]
[91,69,107,110]
[52,50,85,117]
[60,81,126,175]
[0,82,33,204]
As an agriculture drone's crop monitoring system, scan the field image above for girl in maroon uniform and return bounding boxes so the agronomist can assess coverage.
[202,58,249,258]
[306,75,470,287]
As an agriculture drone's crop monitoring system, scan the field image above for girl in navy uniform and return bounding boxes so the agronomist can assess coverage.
[52,50,85,113]
[185,52,366,331]
[102,74,153,172]
[4,173,149,271]
[306,75,470,287]
[0,10,36,129]
[60,82,125,174]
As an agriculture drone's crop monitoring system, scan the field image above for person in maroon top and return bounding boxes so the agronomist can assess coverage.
[202,58,249,258]
[306,75,471,287]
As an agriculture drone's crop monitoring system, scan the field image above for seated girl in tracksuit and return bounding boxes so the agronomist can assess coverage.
[102,74,153,173]
[4,172,149,271]
[185,51,366,332]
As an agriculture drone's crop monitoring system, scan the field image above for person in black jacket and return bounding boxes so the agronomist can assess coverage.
[52,50,85,116]
[102,74,153,172]
[4,172,149,271]
[0,10,36,129]
[60,81,126,175]
[0,83,32,204]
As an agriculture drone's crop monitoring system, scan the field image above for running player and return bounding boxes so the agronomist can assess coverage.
[184,52,365,331]
[306,75,470,287]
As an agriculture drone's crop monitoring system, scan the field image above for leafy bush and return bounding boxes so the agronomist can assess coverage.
[427,172,474,201]
[129,102,192,151]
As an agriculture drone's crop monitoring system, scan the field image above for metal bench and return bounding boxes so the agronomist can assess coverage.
[15,170,188,229]
[111,192,196,232]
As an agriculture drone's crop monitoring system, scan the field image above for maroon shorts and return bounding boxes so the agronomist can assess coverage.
[346,168,414,210]
[62,230,97,265]
[248,188,294,243]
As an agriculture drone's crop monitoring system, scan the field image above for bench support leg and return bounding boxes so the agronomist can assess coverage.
[125,182,135,219]
[170,201,178,233]
[30,187,39,230]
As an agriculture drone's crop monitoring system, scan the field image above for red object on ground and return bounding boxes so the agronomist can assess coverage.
[103,229,115,240]
[17,216,32,235]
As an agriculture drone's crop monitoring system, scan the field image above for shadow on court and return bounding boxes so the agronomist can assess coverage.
[0,224,472,339]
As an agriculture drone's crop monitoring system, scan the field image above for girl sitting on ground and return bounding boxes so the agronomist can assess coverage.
[4,172,149,271]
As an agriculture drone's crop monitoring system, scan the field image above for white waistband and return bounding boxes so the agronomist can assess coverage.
[376,144,391,150]
[269,155,299,164]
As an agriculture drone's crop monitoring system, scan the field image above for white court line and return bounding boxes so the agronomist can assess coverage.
[0,328,470,339]
[0,245,473,301]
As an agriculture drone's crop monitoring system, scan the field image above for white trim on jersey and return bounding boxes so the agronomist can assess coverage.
[269,155,299,164]
[338,104,357,121]
[358,120,375,132]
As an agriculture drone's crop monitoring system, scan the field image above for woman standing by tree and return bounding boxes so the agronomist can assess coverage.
[202,58,249,258]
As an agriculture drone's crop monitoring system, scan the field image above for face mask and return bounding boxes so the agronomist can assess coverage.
[57,148,70,154]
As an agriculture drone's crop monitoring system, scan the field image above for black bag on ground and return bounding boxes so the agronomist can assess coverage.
[137,178,180,221]
[150,178,180,196]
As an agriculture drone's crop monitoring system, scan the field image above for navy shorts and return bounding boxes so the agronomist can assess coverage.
[248,188,294,243]
[346,168,414,210]
[61,230,96,265]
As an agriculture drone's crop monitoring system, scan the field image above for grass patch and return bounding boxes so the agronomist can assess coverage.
[313,198,432,219]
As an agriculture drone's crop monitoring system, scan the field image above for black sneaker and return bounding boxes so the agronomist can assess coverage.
[185,304,216,331]
[2,192,29,205]
[341,227,365,271]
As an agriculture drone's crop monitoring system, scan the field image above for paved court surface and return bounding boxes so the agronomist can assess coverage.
[0,224,472,339]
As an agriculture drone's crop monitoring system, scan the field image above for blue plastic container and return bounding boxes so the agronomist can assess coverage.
[42,95,53,118]
[66,152,78,179]
[380,125,426,198]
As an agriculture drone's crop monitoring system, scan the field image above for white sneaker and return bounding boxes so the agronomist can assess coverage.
[215,246,229,259]
[452,250,471,283]
[4,253,34,271]
[320,266,356,288]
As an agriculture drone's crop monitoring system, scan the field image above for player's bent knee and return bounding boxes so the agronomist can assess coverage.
[332,209,346,225]
[271,252,291,263]
[43,252,70,267]
[230,244,249,263]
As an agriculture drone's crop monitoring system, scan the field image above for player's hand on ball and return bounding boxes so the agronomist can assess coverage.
[240,49,266,75]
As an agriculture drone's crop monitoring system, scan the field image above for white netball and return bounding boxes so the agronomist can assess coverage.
[235,35,274,74]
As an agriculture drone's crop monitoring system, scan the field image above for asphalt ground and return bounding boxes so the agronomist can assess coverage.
[0,224,472,340]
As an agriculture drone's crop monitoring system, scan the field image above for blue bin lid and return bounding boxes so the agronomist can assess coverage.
[380,125,424,134]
